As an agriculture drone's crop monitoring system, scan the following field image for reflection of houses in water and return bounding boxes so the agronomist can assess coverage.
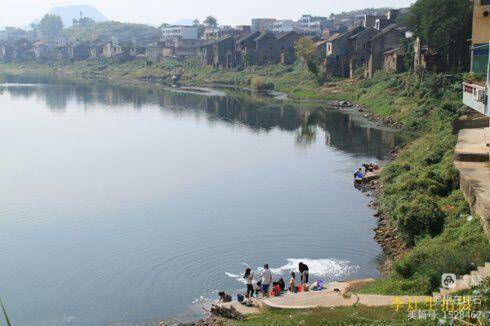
[315,110,397,158]
[324,131,331,146]
[1,74,400,159]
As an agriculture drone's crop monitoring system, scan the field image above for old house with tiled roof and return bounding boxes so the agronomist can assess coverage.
[236,31,261,66]
[365,24,407,78]
[253,31,279,66]
[211,35,237,69]
[348,27,381,78]
[277,31,301,64]
[323,26,364,78]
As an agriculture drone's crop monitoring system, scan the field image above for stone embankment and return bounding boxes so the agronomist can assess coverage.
[454,114,490,235]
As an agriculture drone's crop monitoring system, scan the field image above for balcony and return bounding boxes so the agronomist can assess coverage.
[463,82,489,116]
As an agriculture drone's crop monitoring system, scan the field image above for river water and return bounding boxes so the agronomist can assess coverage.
[0,77,400,325]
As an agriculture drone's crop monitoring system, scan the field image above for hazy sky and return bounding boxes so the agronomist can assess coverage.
[1,0,415,27]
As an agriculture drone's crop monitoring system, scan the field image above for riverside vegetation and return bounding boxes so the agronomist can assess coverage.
[1,59,490,323]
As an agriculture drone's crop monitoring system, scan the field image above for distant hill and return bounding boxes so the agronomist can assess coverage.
[49,4,107,27]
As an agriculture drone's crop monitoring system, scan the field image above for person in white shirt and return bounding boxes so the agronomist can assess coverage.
[243,268,254,298]
[259,264,272,295]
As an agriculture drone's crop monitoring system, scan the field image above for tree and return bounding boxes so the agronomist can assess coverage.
[193,18,204,38]
[204,16,218,28]
[404,0,472,70]
[36,14,64,39]
[294,37,319,75]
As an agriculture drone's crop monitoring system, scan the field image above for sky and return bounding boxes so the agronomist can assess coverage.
[0,0,415,27]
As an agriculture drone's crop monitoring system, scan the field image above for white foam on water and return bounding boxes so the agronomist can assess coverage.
[269,258,359,279]
[225,258,358,284]
[224,272,247,284]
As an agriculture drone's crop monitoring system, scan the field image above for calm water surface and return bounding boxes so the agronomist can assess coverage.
[0,77,399,325]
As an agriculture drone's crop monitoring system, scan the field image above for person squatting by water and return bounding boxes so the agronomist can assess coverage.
[354,167,364,180]
[218,291,232,303]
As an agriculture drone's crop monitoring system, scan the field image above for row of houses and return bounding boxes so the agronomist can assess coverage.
[0,35,207,63]
[318,9,444,79]
[2,8,437,78]
[199,30,302,69]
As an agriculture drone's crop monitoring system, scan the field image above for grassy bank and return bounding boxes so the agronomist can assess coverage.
[0,60,337,100]
[236,305,431,325]
[237,278,490,325]
[345,72,490,295]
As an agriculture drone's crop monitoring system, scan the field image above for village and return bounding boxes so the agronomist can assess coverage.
[0,8,442,79]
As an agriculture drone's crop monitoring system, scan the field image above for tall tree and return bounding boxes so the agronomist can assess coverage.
[295,37,319,75]
[204,16,218,28]
[404,0,472,69]
[35,14,64,39]
[193,19,204,38]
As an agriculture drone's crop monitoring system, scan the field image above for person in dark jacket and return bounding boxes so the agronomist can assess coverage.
[299,262,309,284]
[218,291,232,302]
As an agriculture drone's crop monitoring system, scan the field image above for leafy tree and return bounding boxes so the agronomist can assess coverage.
[404,0,472,70]
[193,19,204,38]
[36,14,64,39]
[294,37,319,75]
[204,16,218,28]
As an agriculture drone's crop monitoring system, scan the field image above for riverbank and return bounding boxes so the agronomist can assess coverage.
[0,59,338,101]
[2,61,490,323]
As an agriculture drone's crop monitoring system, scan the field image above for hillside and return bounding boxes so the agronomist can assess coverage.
[64,21,160,43]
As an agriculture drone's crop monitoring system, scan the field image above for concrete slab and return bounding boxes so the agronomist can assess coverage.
[454,161,490,235]
[262,292,431,310]
[455,128,490,162]
[262,291,357,309]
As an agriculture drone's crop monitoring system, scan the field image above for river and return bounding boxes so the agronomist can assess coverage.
[0,76,400,325]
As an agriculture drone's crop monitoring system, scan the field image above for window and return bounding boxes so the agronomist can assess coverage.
[483,0,490,5]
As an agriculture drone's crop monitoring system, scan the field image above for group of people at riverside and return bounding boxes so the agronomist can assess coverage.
[354,162,380,181]
[218,262,325,304]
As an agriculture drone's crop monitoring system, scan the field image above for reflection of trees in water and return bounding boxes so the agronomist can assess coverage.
[1,74,399,159]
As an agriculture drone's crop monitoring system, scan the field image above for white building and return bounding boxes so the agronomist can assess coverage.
[272,20,296,33]
[161,25,198,40]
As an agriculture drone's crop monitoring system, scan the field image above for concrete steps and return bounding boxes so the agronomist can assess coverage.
[455,128,490,162]
[439,263,489,295]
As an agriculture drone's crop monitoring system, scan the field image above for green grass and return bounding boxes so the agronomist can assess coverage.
[236,306,434,325]
[0,60,331,100]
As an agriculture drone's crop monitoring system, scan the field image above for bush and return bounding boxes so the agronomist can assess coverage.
[392,194,445,245]
[250,76,274,91]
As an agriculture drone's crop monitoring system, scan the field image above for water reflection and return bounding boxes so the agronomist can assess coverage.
[0,74,399,159]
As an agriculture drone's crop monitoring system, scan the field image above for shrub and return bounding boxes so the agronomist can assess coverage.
[392,194,445,245]
[250,76,274,91]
